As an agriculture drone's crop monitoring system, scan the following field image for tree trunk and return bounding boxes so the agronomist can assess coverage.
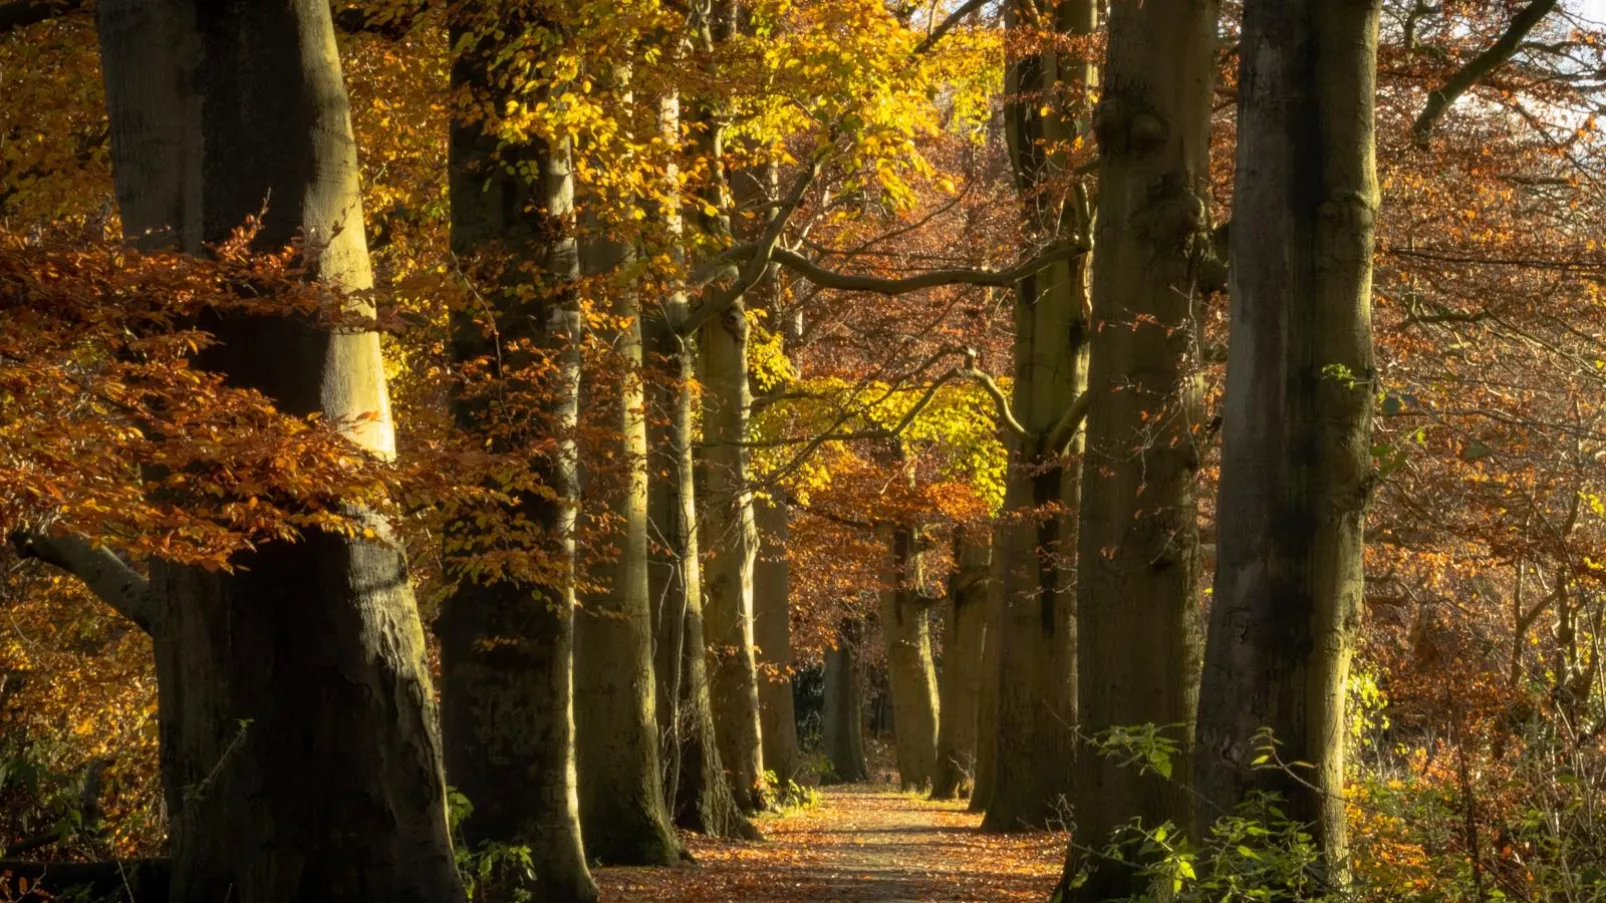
[823,618,871,783]
[880,526,941,791]
[983,0,1095,834]
[438,5,596,899]
[574,215,683,865]
[755,496,802,784]
[698,296,768,811]
[643,81,756,840]
[1065,0,1216,896]
[1195,0,1380,885]
[932,529,991,799]
[96,2,465,900]
[968,544,1004,812]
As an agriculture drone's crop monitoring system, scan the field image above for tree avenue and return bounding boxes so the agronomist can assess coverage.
[5,1,1606,902]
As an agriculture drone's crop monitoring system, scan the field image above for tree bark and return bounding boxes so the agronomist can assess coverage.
[932,528,990,799]
[968,543,1004,812]
[880,526,941,791]
[697,294,768,811]
[982,0,1095,834]
[1195,0,1380,886]
[823,618,871,783]
[94,2,465,900]
[755,495,802,783]
[1065,0,1216,896]
[438,4,596,899]
[574,210,683,865]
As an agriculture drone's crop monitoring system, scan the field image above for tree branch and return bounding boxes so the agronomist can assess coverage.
[680,158,821,336]
[771,240,1083,296]
[9,532,158,634]
[331,1,431,39]
[912,0,988,56]
[957,365,1029,438]
[1412,0,1560,145]
[1044,390,1090,455]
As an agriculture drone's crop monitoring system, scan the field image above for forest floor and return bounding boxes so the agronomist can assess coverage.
[595,784,1067,902]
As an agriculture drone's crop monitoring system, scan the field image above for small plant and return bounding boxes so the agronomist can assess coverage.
[764,769,819,812]
[447,787,537,902]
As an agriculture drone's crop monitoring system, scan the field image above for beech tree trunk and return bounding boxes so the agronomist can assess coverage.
[1065,0,1216,896]
[823,618,871,783]
[1195,0,1380,885]
[94,2,465,900]
[697,288,767,813]
[438,5,596,899]
[968,545,1004,812]
[880,526,941,791]
[575,218,683,865]
[932,529,991,799]
[755,496,802,783]
[982,0,1095,834]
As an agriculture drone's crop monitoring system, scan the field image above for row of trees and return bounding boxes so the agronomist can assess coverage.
[6,0,1606,901]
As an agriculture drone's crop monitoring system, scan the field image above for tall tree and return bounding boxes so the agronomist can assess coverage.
[932,527,991,799]
[437,3,596,898]
[575,198,684,864]
[823,617,871,783]
[90,0,465,899]
[691,0,767,811]
[644,74,756,839]
[698,288,768,810]
[755,495,802,783]
[1065,0,1216,895]
[1195,0,1381,885]
[880,524,941,790]
[968,545,1004,812]
[983,0,1096,833]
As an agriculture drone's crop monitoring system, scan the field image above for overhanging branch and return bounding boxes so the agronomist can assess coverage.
[772,240,1083,296]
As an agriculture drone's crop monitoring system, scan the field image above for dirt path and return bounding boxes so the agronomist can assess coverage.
[596,784,1066,902]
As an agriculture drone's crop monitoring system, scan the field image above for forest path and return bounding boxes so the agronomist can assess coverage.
[595,784,1066,902]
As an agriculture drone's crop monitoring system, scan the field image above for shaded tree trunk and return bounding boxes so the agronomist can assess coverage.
[932,529,991,800]
[438,4,596,899]
[823,618,871,783]
[881,526,941,791]
[968,544,1004,812]
[755,496,802,783]
[575,210,683,865]
[982,0,1095,834]
[1195,0,1380,886]
[94,2,465,900]
[1065,0,1217,896]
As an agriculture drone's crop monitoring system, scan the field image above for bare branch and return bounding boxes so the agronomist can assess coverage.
[9,532,158,634]
[1412,0,1561,145]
